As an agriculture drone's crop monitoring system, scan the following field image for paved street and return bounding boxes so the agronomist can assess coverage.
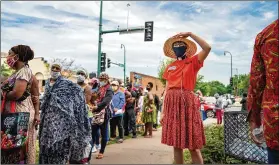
[90,128,173,164]
[90,117,217,164]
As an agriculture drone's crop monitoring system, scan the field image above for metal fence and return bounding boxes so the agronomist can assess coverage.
[224,111,268,164]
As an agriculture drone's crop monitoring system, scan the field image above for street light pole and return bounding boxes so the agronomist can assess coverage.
[121,44,126,86]
[224,51,233,80]
[97,0,103,77]
[126,3,130,32]
[224,51,233,94]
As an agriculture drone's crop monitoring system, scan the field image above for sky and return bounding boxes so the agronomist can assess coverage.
[1,1,278,85]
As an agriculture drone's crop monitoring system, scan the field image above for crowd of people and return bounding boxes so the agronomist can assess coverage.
[1,18,278,164]
[1,48,162,164]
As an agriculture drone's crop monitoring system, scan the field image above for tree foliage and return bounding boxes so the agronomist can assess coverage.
[0,62,13,78]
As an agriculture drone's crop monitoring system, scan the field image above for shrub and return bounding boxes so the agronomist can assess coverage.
[184,125,252,164]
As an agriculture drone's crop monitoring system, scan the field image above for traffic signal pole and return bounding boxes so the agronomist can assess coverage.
[97,0,152,79]
[97,0,103,77]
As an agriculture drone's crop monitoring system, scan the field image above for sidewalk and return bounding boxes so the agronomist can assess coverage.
[90,128,173,164]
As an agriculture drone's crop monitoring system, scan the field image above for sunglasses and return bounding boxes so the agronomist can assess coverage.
[51,66,61,70]
[77,72,85,76]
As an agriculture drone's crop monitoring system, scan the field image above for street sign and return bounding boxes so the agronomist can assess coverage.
[144,21,154,42]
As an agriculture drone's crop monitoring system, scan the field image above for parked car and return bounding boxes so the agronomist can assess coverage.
[201,102,216,118]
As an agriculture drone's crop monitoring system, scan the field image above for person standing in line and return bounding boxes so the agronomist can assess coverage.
[39,63,91,164]
[91,73,113,159]
[160,32,211,164]
[136,87,145,132]
[1,45,39,164]
[142,82,157,138]
[124,91,137,138]
[247,19,279,164]
[152,93,160,131]
[76,70,92,105]
[110,81,125,143]
[88,78,101,153]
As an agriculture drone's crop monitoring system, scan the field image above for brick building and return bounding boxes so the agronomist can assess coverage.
[130,72,165,97]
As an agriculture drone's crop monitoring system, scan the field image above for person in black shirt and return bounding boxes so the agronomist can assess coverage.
[124,90,137,138]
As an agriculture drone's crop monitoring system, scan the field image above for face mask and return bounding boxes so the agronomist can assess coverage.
[6,56,18,68]
[50,71,61,80]
[173,46,187,58]
[112,86,118,92]
[92,88,98,94]
[99,81,106,87]
[77,75,85,83]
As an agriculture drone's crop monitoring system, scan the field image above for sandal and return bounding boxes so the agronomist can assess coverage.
[96,153,104,159]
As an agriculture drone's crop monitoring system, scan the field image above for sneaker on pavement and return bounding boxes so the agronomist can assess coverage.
[117,139,124,143]
[132,135,137,138]
[91,146,97,153]
[96,144,101,150]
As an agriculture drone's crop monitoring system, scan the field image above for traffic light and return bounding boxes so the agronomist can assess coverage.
[100,53,106,72]
[126,77,129,85]
[144,21,154,42]
[107,58,111,68]
[230,77,233,86]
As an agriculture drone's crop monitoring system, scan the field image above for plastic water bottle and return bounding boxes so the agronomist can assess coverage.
[252,125,267,148]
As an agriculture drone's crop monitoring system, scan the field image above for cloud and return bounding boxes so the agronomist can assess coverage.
[1,1,278,85]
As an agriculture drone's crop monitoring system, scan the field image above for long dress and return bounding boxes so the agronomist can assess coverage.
[141,95,157,124]
[161,55,206,150]
[1,66,37,164]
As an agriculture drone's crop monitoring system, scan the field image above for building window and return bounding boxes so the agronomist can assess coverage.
[156,85,158,91]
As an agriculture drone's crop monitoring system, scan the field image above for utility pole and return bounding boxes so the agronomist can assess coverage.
[96,1,153,77]
[121,44,126,86]
[97,0,103,77]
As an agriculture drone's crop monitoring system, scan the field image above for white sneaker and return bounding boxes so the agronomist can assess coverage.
[96,144,101,150]
[91,146,97,153]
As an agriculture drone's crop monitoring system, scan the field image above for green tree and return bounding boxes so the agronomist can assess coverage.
[0,62,13,77]
[233,74,250,96]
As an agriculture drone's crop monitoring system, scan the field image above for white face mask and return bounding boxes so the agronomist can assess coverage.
[50,71,61,80]
[99,81,106,87]
[77,75,86,83]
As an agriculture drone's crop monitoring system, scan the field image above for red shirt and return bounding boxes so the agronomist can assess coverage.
[163,55,203,90]
[247,19,279,150]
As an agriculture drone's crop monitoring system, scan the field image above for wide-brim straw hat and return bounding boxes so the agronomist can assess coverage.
[163,37,197,59]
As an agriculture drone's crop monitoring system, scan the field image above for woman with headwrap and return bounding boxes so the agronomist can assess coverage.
[160,32,211,164]
[91,73,113,159]
[39,63,91,164]
[1,45,38,164]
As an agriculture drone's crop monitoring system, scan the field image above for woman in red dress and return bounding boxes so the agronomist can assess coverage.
[160,32,211,164]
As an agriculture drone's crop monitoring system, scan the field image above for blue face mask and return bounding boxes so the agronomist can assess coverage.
[173,46,187,58]
[92,87,99,93]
